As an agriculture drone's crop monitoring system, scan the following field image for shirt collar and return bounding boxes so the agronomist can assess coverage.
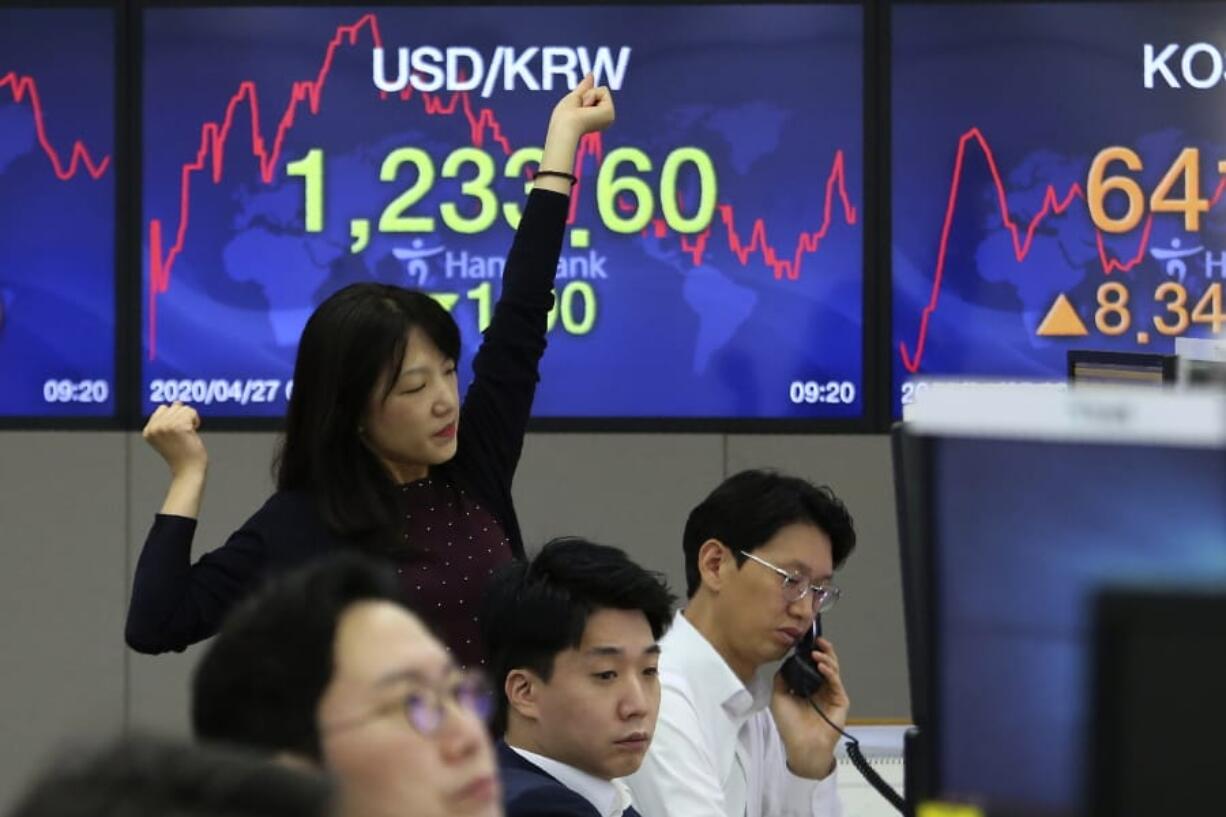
[508,745,633,817]
[663,610,781,720]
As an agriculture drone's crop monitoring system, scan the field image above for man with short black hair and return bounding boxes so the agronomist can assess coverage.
[481,537,676,817]
[627,469,857,817]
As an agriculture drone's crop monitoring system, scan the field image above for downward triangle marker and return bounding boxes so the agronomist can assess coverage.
[428,292,460,312]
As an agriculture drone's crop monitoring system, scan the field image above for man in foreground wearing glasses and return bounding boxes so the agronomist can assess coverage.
[191,552,501,817]
[626,469,857,817]
[481,538,675,817]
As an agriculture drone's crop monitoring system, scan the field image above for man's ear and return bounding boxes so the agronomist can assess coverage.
[505,668,542,722]
[697,538,732,592]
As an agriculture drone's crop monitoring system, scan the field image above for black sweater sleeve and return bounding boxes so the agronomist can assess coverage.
[125,492,334,654]
[125,513,266,654]
[451,188,568,551]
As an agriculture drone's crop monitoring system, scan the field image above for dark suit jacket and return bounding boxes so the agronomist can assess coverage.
[497,741,642,817]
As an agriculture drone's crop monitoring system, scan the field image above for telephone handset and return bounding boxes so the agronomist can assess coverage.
[779,616,824,698]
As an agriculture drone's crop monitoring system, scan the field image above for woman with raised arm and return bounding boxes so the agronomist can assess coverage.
[127,76,614,665]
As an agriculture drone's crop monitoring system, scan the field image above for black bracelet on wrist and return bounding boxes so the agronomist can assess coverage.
[533,169,578,185]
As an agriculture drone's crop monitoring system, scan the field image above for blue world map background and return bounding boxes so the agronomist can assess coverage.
[892,3,1226,416]
[143,6,864,419]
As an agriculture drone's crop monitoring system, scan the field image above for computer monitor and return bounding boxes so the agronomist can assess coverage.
[891,421,935,811]
[897,419,931,726]
[1090,588,1226,817]
[898,386,1226,817]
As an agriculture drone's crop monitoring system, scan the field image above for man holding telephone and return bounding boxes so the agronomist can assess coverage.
[626,469,856,817]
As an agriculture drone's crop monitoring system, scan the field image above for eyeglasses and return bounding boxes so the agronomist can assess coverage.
[323,670,493,738]
[738,551,841,613]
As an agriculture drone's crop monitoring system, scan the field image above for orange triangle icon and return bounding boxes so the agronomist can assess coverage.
[1036,293,1088,337]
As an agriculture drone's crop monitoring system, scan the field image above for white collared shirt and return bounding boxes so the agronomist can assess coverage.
[625,611,842,817]
[508,744,635,817]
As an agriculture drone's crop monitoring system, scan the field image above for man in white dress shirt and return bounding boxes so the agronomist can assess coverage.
[626,469,857,817]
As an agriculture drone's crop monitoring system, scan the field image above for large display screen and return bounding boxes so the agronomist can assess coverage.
[0,6,116,418]
[141,5,865,421]
[893,2,1226,414]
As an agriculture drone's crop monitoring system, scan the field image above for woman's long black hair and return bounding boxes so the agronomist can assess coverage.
[275,283,460,554]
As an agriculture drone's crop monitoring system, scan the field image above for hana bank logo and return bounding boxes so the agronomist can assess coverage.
[1148,237,1226,283]
[393,239,445,286]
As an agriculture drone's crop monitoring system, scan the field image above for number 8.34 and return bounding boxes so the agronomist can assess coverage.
[1092,281,1224,337]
